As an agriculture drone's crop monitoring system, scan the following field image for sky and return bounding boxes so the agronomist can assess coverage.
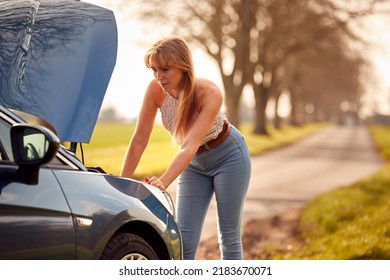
[83,0,224,121]
[84,0,390,120]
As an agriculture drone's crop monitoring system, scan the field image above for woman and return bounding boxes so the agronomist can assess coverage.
[120,36,251,260]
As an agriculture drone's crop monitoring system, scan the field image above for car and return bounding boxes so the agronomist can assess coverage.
[0,0,183,260]
[0,105,183,260]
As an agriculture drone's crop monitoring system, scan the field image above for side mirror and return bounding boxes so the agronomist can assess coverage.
[10,124,60,184]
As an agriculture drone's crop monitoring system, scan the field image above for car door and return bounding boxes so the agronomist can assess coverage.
[0,116,75,259]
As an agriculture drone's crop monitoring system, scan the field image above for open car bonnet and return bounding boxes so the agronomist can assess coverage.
[0,0,117,143]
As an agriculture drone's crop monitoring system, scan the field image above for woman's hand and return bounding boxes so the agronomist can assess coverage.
[144,176,166,191]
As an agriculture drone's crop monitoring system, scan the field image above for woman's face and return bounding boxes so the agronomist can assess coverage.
[152,63,184,97]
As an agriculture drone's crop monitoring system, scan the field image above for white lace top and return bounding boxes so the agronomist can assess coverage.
[160,93,228,145]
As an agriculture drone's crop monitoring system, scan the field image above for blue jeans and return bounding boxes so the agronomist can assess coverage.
[176,126,251,260]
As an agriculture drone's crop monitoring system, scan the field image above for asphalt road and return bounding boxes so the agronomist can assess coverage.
[166,125,385,241]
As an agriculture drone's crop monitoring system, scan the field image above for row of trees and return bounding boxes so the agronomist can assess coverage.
[109,0,389,134]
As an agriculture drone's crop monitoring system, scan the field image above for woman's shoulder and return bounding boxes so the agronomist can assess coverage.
[196,78,223,99]
[195,78,223,107]
[146,79,162,91]
[145,79,165,104]
[196,77,217,87]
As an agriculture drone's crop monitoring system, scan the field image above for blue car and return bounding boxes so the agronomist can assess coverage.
[0,0,183,259]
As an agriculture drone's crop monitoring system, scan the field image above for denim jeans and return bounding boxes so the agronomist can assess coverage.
[176,126,251,260]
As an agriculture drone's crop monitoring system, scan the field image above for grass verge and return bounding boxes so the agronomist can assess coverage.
[267,125,390,260]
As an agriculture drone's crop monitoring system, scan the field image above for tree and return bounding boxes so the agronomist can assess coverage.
[107,0,386,134]
[107,0,256,127]
[248,0,384,133]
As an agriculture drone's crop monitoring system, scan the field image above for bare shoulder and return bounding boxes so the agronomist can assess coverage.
[146,79,165,106]
[146,79,162,93]
[196,78,223,107]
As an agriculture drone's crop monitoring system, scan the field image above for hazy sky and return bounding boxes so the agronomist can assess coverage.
[83,0,223,121]
[84,0,390,120]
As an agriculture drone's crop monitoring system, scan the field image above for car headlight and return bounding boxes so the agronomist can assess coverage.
[143,183,175,217]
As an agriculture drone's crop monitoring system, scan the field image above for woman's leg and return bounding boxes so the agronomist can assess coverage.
[176,166,214,260]
[176,126,251,260]
[214,128,251,259]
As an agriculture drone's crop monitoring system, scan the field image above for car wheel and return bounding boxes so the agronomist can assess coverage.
[101,232,159,260]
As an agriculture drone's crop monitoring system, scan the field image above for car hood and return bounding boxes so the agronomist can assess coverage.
[0,0,117,143]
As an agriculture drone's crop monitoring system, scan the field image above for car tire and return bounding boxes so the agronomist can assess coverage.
[101,232,159,260]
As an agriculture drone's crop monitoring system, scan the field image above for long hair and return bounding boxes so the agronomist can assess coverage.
[144,36,196,143]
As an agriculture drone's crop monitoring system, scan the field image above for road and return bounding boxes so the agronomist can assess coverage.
[166,125,385,241]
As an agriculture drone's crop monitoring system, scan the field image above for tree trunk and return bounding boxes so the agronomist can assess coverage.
[253,85,269,135]
[224,87,241,127]
[289,90,301,126]
[274,95,282,129]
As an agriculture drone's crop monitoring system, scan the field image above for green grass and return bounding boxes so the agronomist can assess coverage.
[74,122,327,179]
[266,125,390,260]
[74,123,178,178]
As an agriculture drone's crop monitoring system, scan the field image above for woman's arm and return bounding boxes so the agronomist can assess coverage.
[120,81,161,178]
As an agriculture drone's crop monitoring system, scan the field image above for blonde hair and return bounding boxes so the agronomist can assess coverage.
[144,36,196,143]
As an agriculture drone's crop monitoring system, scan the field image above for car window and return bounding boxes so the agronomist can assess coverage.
[0,111,81,171]
[0,141,7,161]
[0,115,69,167]
[48,153,73,168]
[0,118,13,161]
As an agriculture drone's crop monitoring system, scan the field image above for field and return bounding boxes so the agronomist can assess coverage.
[75,122,327,179]
[75,123,177,178]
